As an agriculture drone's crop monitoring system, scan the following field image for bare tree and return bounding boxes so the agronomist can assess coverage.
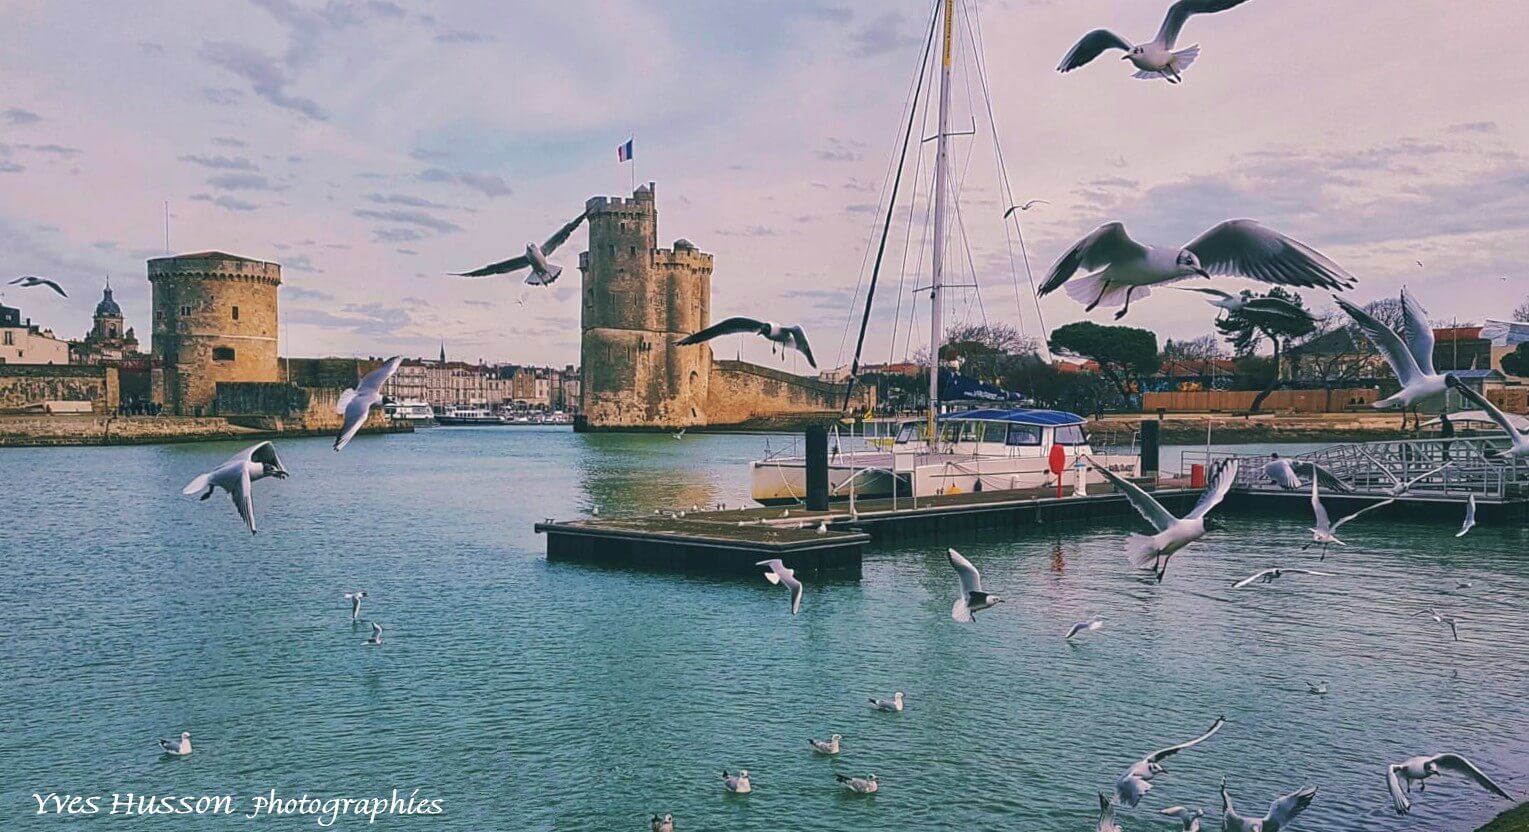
[1515,297,1529,323]
[1162,334,1227,363]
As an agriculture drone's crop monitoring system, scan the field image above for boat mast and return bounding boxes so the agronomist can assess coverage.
[927,0,955,442]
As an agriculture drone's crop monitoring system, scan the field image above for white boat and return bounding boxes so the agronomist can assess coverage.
[384,399,436,426]
[436,405,507,426]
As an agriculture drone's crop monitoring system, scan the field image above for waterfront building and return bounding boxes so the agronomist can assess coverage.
[0,301,70,365]
[70,277,143,365]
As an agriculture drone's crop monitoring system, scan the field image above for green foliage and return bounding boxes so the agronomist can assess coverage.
[1233,356,1277,392]
[1048,321,1160,401]
[1503,342,1529,377]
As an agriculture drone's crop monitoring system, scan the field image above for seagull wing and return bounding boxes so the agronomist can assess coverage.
[1185,458,1238,519]
[1157,0,1253,49]
[1096,793,1118,832]
[1332,498,1395,531]
[247,441,284,471]
[1057,29,1133,72]
[1263,786,1317,829]
[1186,220,1355,290]
[453,252,532,277]
[42,278,68,297]
[1232,569,1275,589]
[782,571,804,615]
[1285,569,1336,577]
[677,316,768,345]
[947,548,984,595]
[1088,459,1178,532]
[1310,478,1332,531]
[1387,764,1411,814]
[783,326,817,368]
[1458,494,1476,537]
[1177,286,1233,299]
[1241,296,1314,321]
[1336,295,1424,387]
[1397,462,1452,493]
[1400,288,1438,377]
[756,558,787,584]
[1431,754,1513,801]
[1447,376,1525,438]
[1145,716,1226,763]
[1263,458,1301,489]
[357,355,403,393]
[540,212,588,256]
[1039,222,1147,296]
[230,464,256,534]
[1293,461,1353,493]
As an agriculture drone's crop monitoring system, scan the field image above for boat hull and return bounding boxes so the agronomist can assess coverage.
[750,451,1140,505]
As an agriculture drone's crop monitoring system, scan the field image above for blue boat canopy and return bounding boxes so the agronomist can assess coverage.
[939,408,1086,427]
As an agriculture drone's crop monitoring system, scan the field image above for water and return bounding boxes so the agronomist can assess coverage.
[2,428,1526,831]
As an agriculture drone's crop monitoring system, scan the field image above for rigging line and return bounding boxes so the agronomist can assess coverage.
[842,0,940,411]
[835,10,940,370]
[901,164,934,364]
[966,0,1050,359]
[888,39,938,367]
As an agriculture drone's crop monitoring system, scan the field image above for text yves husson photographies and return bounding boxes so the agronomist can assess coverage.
[33,789,444,826]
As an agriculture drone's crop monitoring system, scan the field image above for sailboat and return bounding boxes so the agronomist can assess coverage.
[748,0,1141,506]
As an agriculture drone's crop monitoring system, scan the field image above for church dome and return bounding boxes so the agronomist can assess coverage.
[95,283,121,317]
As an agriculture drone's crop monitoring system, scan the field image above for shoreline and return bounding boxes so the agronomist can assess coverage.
[0,414,411,448]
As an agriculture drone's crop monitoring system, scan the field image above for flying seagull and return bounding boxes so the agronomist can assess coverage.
[1230,566,1335,589]
[1040,220,1355,319]
[1066,618,1104,639]
[181,441,289,534]
[1159,805,1205,831]
[157,731,192,757]
[344,591,367,622]
[1358,450,1452,496]
[1387,753,1513,815]
[1175,287,1314,322]
[948,548,1002,622]
[678,317,817,368]
[757,558,803,615]
[650,814,674,832]
[809,734,841,755]
[1003,199,1050,217]
[1412,608,1460,642]
[1221,777,1317,832]
[335,355,402,452]
[8,275,67,297]
[363,622,383,645]
[1057,0,1255,83]
[869,691,904,712]
[453,211,587,285]
[1096,793,1122,832]
[1446,375,1529,459]
[1457,494,1476,537]
[1335,289,1447,429]
[1089,456,1238,581]
[721,769,751,794]
[1305,479,1393,559]
[1262,453,1353,493]
[1116,716,1226,807]
[835,774,878,794]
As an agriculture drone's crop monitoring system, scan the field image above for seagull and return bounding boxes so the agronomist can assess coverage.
[650,814,674,832]
[1057,0,1255,83]
[1066,618,1104,639]
[1231,567,1335,589]
[157,731,192,757]
[1412,608,1460,642]
[335,356,402,451]
[809,734,841,755]
[672,428,685,439]
[363,622,383,645]
[453,211,587,285]
[1174,287,1314,321]
[343,591,367,622]
[1159,805,1205,831]
[1359,450,1452,496]
[1446,375,1529,459]
[1307,681,1329,695]
[869,691,904,712]
[1387,753,1513,815]
[181,441,289,534]
[1089,456,1238,581]
[1457,494,1476,537]
[757,559,803,615]
[8,275,67,297]
[721,770,751,794]
[835,774,878,794]
[1221,777,1317,832]
[1262,453,1353,492]
[1097,793,1122,832]
[1116,716,1226,807]
[1003,199,1050,217]
[678,317,817,368]
[1040,220,1354,319]
[1336,289,1448,429]
[1304,479,1393,559]
[948,548,1002,622]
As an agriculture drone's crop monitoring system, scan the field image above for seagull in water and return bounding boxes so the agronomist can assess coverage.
[721,770,751,794]
[8,275,68,296]
[1221,777,1317,832]
[1003,199,1050,217]
[453,211,587,285]
[678,316,817,368]
[948,548,1002,622]
[1175,287,1314,322]
[835,774,878,794]
[1386,753,1513,815]
[672,428,685,440]
[1096,793,1122,832]
[1304,479,1393,559]
[1040,220,1354,319]
[1262,453,1352,492]
[181,441,289,534]
[1057,0,1255,83]
[344,591,367,622]
[1159,805,1205,831]
[756,559,803,615]
[363,622,383,645]
[809,734,841,755]
[1307,681,1329,695]
[1412,608,1460,642]
[1457,494,1477,537]
[1446,375,1529,459]
[1231,567,1335,589]
[1116,716,1226,807]
[869,691,904,712]
[650,814,674,832]
[1066,618,1104,640]
[1336,289,1448,430]
[334,356,401,451]
[157,731,192,757]
[1089,457,1238,582]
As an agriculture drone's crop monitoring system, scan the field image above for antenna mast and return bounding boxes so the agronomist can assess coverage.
[927,0,955,442]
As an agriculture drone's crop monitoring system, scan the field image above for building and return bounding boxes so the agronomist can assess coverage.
[0,301,70,365]
[149,251,281,416]
[1432,326,1492,373]
[70,278,142,364]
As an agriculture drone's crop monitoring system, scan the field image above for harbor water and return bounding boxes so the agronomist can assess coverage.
[2,428,1525,830]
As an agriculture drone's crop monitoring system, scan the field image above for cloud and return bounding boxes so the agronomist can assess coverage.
[210,136,248,148]
[849,12,921,57]
[354,209,462,234]
[190,193,260,211]
[200,41,327,120]
[283,285,334,301]
[363,192,449,209]
[9,143,82,158]
[138,42,165,55]
[179,154,258,171]
[410,147,449,160]
[286,302,416,339]
[434,30,496,44]
[201,87,245,106]
[207,172,285,191]
[283,254,322,273]
[0,161,22,174]
[369,227,427,243]
[418,168,512,197]
[395,248,418,256]
[816,137,865,163]
[2,108,40,126]
[713,225,782,237]
[1449,121,1498,134]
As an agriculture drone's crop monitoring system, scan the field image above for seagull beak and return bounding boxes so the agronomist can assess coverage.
[1195,268,1211,279]
[1120,54,1131,60]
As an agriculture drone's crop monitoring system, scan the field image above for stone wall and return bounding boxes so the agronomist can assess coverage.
[0,365,119,413]
[705,360,872,427]
[283,357,384,389]
[150,252,281,416]
[216,381,386,432]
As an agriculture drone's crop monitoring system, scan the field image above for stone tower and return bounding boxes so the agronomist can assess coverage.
[149,251,281,416]
[577,183,712,430]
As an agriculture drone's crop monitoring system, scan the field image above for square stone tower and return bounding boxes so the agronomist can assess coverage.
[576,184,713,430]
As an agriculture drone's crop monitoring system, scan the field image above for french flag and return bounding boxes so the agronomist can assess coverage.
[617,138,634,162]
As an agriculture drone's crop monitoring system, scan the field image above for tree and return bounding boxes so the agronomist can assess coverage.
[1515,298,1529,324]
[938,322,1039,360]
[1163,334,1227,362]
[1048,321,1160,404]
[1215,287,1316,412]
[1503,342,1529,377]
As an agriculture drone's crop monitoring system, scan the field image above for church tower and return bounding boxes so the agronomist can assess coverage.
[91,277,127,342]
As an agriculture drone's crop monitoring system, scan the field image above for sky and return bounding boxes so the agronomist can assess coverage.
[2,0,1527,371]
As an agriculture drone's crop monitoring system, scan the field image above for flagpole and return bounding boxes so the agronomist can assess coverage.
[630,131,636,192]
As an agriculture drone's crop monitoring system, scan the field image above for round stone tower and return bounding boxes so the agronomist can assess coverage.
[148,251,281,416]
[577,183,712,430]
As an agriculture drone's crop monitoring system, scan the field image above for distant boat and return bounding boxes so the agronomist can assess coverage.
[436,405,507,426]
[384,399,436,427]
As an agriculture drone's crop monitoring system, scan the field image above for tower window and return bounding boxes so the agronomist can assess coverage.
[231,306,239,321]
[180,305,192,316]
[629,246,636,256]
[213,347,236,361]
